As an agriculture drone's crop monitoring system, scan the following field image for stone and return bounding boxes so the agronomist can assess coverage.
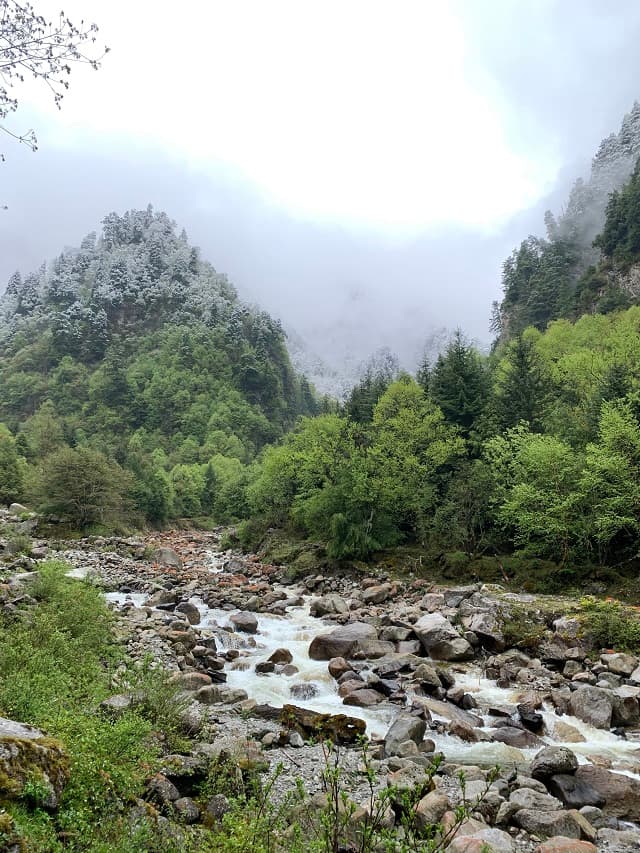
[414,790,450,828]
[229,611,258,634]
[531,746,579,780]
[449,720,491,743]
[195,685,248,704]
[147,773,181,804]
[173,796,200,823]
[309,594,349,617]
[420,593,445,611]
[308,622,378,660]
[0,717,69,808]
[99,693,133,717]
[152,547,183,569]
[205,793,230,822]
[574,764,640,820]
[169,671,212,691]
[328,657,351,679]
[362,583,394,605]
[8,502,29,515]
[175,601,201,625]
[568,686,613,729]
[255,661,275,674]
[514,809,582,839]
[492,726,542,748]
[343,688,385,707]
[534,840,596,853]
[383,714,427,757]
[414,613,474,661]
[546,775,605,809]
[550,720,586,743]
[280,704,366,744]
[600,652,638,676]
[413,663,443,693]
[464,612,506,651]
[269,648,293,665]
[510,788,563,811]
[610,686,640,727]
[449,828,514,853]
[290,682,320,700]
[147,589,177,607]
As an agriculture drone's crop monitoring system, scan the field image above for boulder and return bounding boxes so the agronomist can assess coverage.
[147,589,177,607]
[413,613,474,661]
[464,612,506,651]
[173,796,200,824]
[328,657,351,679]
[269,648,293,665]
[280,704,366,744]
[169,671,212,691]
[0,717,69,808]
[195,685,248,705]
[449,828,514,853]
[531,746,579,780]
[152,547,183,569]
[514,809,583,839]
[413,663,443,693]
[147,773,181,804]
[343,688,385,707]
[546,775,605,809]
[414,790,449,829]
[383,715,427,757]
[509,788,563,811]
[610,685,640,727]
[308,622,378,660]
[600,652,638,676]
[492,726,542,748]
[309,594,349,617]
[574,765,640,820]
[229,611,258,634]
[568,686,613,729]
[175,601,201,625]
[99,694,133,717]
[362,583,394,605]
[535,840,596,853]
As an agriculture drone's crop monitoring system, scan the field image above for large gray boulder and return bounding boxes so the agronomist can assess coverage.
[152,547,183,569]
[383,714,427,757]
[575,765,640,820]
[568,686,613,729]
[309,594,349,618]
[308,622,378,660]
[413,613,474,661]
[229,611,258,634]
[531,746,579,780]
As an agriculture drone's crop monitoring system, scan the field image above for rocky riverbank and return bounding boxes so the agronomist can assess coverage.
[2,507,640,851]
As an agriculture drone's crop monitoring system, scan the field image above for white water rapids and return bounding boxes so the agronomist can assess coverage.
[72,553,640,774]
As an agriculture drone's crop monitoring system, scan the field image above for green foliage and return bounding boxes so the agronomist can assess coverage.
[580,597,640,652]
[595,157,640,265]
[29,446,134,530]
[428,329,489,437]
[0,423,24,504]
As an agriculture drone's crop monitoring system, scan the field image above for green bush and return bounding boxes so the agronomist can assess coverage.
[580,597,640,652]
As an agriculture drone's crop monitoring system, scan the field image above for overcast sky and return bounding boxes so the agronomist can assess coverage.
[2,0,640,370]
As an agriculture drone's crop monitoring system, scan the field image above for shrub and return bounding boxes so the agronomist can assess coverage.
[580,597,640,652]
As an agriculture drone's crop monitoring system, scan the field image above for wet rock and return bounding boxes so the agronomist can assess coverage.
[492,726,542,748]
[546,775,606,809]
[343,688,385,707]
[308,622,378,660]
[379,625,413,642]
[449,720,492,743]
[152,547,183,570]
[413,662,443,693]
[148,589,177,607]
[229,611,258,634]
[531,746,579,780]
[574,765,640,820]
[309,594,349,617]
[269,648,293,665]
[195,685,248,704]
[280,704,366,744]
[384,715,427,757]
[255,661,275,674]
[550,720,586,744]
[610,685,640,727]
[568,687,613,729]
[413,613,474,661]
[338,679,366,698]
[328,656,351,679]
[175,601,200,625]
[290,682,320,700]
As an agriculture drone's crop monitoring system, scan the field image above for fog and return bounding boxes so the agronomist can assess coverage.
[2,0,640,379]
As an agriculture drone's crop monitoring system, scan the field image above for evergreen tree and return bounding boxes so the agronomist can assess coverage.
[428,330,488,436]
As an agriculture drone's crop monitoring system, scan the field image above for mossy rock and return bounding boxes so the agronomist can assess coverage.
[0,718,69,809]
[280,704,366,744]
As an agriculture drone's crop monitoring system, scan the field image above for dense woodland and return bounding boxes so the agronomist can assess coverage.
[4,135,640,584]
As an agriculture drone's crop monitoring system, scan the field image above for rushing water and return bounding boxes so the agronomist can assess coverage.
[91,549,640,774]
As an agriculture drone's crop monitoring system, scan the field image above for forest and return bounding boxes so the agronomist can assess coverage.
[3,156,640,587]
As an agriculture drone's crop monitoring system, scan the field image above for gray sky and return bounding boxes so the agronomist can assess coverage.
[2,0,640,371]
